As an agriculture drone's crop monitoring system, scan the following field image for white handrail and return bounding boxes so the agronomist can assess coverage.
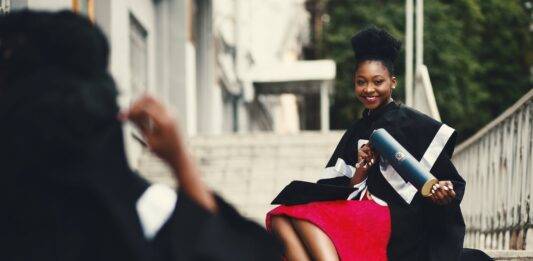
[453,89,532,250]
[413,65,441,121]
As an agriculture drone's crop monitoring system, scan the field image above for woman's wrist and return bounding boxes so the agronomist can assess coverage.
[167,146,188,175]
[350,169,367,186]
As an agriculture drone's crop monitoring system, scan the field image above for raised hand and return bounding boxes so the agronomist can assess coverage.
[121,95,183,163]
[121,95,217,212]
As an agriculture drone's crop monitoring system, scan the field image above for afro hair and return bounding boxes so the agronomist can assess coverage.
[351,26,401,74]
[0,10,110,86]
[0,10,119,171]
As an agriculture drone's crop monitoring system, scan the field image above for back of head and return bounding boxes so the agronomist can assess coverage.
[0,12,151,261]
[0,10,123,174]
[0,10,109,84]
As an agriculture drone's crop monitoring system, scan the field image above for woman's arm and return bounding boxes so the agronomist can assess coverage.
[122,95,217,213]
[426,129,465,205]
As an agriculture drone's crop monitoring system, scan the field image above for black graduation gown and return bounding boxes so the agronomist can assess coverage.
[1,125,281,261]
[272,102,466,261]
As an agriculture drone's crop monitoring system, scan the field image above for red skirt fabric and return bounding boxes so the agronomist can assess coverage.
[266,199,391,261]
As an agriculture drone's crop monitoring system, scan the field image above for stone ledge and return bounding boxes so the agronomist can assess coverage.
[484,250,533,260]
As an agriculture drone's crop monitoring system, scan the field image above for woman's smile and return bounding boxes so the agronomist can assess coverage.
[362,95,379,104]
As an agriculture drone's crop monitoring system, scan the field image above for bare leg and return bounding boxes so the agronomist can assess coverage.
[291,218,339,261]
[270,216,311,261]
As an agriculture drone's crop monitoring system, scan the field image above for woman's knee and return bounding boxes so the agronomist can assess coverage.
[270,216,292,234]
[291,219,339,261]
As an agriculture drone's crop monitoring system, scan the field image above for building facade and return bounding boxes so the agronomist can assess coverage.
[6,0,334,167]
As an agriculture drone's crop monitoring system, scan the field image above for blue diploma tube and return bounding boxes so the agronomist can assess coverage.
[370,128,438,197]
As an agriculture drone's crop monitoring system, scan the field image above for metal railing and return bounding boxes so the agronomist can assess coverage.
[409,64,442,121]
[453,89,533,250]
[413,65,441,121]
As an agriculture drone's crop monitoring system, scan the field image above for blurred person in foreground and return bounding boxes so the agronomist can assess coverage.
[0,10,280,261]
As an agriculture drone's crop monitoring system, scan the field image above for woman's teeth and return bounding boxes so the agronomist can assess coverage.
[364,96,378,102]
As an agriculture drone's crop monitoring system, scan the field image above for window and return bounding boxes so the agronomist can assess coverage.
[72,0,94,21]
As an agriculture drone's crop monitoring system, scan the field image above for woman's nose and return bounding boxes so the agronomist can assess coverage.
[363,86,375,94]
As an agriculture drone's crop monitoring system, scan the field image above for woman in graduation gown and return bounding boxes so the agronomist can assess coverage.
[0,10,281,261]
[266,27,465,261]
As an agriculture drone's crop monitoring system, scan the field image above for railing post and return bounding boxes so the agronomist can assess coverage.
[320,81,330,132]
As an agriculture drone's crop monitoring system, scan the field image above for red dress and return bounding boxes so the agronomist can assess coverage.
[266,196,391,261]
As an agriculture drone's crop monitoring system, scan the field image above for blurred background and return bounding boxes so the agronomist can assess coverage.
[2,0,532,254]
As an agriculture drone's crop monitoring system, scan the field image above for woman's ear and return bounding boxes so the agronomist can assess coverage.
[391,76,397,89]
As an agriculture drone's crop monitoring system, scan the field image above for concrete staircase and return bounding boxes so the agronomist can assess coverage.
[137,131,343,224]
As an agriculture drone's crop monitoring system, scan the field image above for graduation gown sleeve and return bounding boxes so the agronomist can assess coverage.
[317,121,362,187]
[421,131,466,261]
[153,190,282,261]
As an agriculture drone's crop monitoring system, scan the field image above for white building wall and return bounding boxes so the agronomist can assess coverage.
[9,0,313,139]
[14,0,205,166]
[153,0,197,137]
[93,0,156,108]
[247,0,308,64]
[214,0,309,133]
[92,0,157,169]
[195,0,222,135]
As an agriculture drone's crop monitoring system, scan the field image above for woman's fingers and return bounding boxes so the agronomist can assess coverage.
[448,189,456,199]
[131,96,165,125]
[441,188,456,202]
[358,150,369,166]
[364,145,379,166]
[126,95,176,138]
[357,144,380,170]
[358,150,368,160]
[434,189,446,200]
[125,96,155,132]
[442,180,454,190]
[360,146,375,163]
[429,181,457,205]
[439,180,456,200]
[128,109,152,134]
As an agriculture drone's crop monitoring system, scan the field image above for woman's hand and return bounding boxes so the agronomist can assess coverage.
[428,180,456,205]
[121,95,217,212]
[350,144,379,186]
[121,95,183,164]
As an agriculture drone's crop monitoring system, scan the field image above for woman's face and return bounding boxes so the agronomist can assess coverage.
[354,60,396,110]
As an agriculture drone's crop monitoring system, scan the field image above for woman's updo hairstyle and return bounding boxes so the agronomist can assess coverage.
[351,26,401,76]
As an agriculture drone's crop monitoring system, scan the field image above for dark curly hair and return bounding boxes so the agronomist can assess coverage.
[351,26,401,75]
[0,10,120,171]
[0,10,109,85]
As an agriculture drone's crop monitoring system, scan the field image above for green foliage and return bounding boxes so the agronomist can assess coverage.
[322,0,531,141]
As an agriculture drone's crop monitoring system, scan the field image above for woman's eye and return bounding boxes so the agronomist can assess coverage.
[357,80,365,85]
[374,80,384,85]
